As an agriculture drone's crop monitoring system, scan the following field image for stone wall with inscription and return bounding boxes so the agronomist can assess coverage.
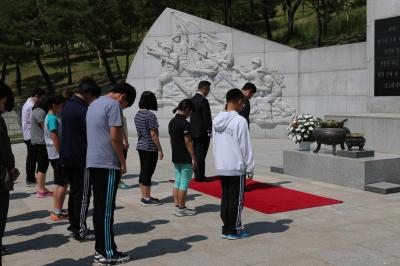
[367,0,400,112]
[126,8,369,138]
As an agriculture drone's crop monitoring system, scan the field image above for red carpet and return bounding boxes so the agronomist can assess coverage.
[187,177,343,214]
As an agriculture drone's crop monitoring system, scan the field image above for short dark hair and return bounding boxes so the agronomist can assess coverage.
[226,88,245,103]
[34,93,52,112]
[0,81,15,112]
[242,82,257,93]
[139,91,158,111]
[78,77,101,97]
[31,87,46,98]
[48,94,66,109]
[111,82,136,107]
[173,99,194,114]
[198,80,211,90]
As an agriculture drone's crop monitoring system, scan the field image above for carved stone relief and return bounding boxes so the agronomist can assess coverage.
[145,11,296,128]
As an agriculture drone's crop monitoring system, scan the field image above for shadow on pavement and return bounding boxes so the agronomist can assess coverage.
[128,235,208,260]
[4,222,67,237]
[114,219,169,236]
[246,219,293,236]
[42,256,93,266]
[118,179,171,189]
[10,192,32,200]
[121,174,139,180]
[7,210,49,223]
[161,193,202,204]
[6,234,68,254]
[195,204,220,214]
[267,181,292,186]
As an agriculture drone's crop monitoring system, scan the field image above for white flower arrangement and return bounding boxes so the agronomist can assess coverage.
[287,114,320,143]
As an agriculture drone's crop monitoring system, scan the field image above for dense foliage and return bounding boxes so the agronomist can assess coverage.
[0,0,366,95]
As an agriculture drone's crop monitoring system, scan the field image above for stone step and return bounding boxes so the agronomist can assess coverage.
[364,182,400,194]
[270,165,284,174]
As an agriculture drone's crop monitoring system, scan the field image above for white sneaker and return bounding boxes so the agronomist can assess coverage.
[182,207,196,216]
[172,208,186,217]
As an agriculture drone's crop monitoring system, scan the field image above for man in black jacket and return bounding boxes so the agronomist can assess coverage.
[239,82,257,127]
[239,82,257,192]
[60,78,100,241]
[190,81,212,182]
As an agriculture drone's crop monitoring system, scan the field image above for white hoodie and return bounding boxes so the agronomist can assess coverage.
[212,110,255,176]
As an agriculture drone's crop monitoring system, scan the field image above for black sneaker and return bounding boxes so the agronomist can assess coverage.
[93,251,102,262]
[94,251,129,265]
[140,197,162,206]
[75,230,95,242]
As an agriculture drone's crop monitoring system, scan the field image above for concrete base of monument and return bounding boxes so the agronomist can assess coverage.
[326,113,400,155]
[283,149,400,191]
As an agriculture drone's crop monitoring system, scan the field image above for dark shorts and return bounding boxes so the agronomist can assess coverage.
[34,144,49,174]
[50,159,68,186]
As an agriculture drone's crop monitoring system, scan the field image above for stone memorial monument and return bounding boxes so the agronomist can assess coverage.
[126,3,400,150]
[126,8,299,138]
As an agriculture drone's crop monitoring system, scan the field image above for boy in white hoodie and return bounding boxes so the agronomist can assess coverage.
[213,88,255,240]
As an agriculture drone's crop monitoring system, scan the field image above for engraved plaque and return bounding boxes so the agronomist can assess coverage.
[375,16,400,96]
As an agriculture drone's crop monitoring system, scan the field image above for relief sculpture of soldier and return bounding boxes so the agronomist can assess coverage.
[146,41,178,98]
[233,58,267,90]
[146,13,296,129]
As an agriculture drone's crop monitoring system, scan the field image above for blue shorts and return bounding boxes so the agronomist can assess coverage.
[174,163,193,191]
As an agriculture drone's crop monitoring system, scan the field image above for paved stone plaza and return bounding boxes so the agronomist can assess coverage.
[4,138,400,266]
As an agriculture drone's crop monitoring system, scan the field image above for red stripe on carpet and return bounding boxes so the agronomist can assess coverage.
[187,177,343,214]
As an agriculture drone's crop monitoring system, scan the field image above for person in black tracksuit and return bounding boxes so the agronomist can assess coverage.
[60,78,100,241]
[190,81,212,182]
[239,82,257,191]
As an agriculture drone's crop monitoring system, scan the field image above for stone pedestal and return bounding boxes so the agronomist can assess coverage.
[336,150,375,158]
[283,149,400,190]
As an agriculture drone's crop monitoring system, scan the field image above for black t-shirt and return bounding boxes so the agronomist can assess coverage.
[169,114,192,164]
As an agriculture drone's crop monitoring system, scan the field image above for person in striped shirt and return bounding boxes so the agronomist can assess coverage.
[134,91,164,206]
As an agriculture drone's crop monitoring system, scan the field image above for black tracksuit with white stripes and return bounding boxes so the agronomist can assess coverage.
[219,175,245,235]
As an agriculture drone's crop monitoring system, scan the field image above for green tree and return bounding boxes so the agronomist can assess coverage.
[0,0,47,94]
[262,0,280,40]
[283,0,302,42]
[82,0,124,83]
[46,0,85,85]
